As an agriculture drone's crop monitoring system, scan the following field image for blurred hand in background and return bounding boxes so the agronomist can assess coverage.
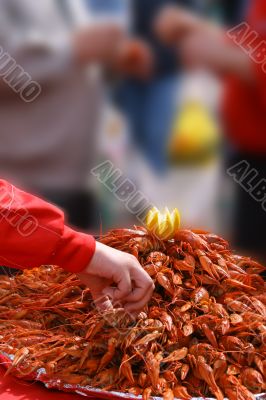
[154,5,202,45]
[113,38,154,80]
[74,22,153,80]
[154,4,223,46]
[0,0,153,238]
[74,24,125,65]
[154,5,251,81]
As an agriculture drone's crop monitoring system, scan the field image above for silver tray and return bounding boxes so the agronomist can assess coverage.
[1,352,266,400]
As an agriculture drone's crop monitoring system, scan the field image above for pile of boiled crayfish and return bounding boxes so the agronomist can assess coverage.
[0,227,265,400]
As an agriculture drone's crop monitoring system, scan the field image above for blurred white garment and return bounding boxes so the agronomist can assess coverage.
[0,0,103,191]
[177,70,222,113]
[66,0,92,27]
[130,71,223,233]
[135,154,222,233]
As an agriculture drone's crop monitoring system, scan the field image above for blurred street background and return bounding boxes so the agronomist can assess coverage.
[0,0,265,262]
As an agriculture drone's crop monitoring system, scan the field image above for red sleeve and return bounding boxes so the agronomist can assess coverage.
[0,180,96,273]
[249,0,266,109]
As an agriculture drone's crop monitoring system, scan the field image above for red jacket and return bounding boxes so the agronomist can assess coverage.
[0,180,96,273]
[224,0,266,154]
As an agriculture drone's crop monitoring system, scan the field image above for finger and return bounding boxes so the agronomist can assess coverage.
[124,287,154,313]
[97,297,113,311]
[111,271,132,301]
[123,287,145,303]
[124,280,154,303]
[102,286,116,300]
[130,265,154,292]
[91,291,113,311]
[102,287,126,309]
[124,276,154,312]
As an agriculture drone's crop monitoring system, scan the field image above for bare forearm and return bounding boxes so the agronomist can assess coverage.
[220,47,253,81]
[184,20,253,80]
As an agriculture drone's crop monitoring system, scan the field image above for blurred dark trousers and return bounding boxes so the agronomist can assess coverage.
[117,75,178,174]
[221,0,248,25]
[40,189,99,231]
[230,153,266,264]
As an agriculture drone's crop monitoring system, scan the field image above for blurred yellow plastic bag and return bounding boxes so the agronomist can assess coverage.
[168,101,221,164]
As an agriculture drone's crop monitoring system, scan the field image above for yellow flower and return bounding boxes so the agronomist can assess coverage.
[146,207,180,240]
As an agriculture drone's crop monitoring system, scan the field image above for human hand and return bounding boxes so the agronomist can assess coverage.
[73,24,124,65]
[77,242,154,313]
[113,39,154,80]
[154,5,201,45]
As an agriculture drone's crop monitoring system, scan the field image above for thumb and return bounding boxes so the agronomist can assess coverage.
[102,287,124,309]
[90,289,113,311]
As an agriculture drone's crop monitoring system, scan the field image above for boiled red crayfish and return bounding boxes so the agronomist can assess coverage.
[0,227,265,400]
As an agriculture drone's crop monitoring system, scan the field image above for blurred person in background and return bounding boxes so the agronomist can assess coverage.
[117,0,222,175]
[155,0,266,262]
[0,0,151,232]
[117,0,191,174]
